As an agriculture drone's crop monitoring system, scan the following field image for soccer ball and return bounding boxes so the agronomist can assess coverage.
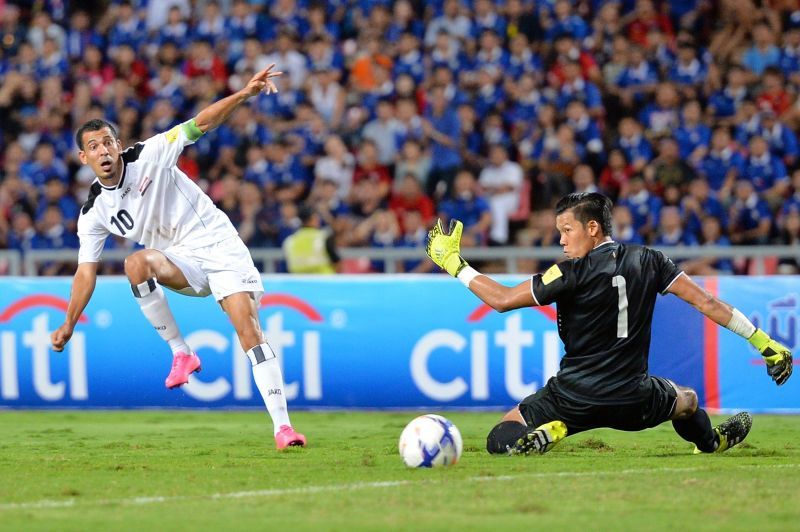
[398,414,463,468]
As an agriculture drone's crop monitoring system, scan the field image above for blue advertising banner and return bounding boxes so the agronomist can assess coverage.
[714,277,800,413]
[0,275,788,411]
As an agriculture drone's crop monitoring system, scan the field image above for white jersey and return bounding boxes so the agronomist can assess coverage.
[77,122,238,264]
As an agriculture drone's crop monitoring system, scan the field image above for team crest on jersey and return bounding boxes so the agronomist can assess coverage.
[165,125,181,143]
[542,264,563,285]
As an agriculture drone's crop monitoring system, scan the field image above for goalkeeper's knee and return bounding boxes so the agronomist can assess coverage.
[486,421,529,454]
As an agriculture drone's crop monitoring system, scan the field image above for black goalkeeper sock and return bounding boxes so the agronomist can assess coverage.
[486,421,529,454]
[672,408,719,452]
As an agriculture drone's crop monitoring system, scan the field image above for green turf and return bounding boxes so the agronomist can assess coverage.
[0,411,798,531]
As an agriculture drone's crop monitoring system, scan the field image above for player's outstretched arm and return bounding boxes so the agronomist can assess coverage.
[425,218,536,312]
[193,64,283,134]
[51,262,99,352]
[667,273,792,385]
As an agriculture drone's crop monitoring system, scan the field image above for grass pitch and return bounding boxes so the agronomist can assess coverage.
[0,411,798,531]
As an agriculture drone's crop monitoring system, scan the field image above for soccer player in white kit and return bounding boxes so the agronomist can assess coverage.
[50,65,306,449]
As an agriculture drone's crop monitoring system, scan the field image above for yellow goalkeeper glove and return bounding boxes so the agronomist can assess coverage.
[748,329,793,386]
[426,218,468,277]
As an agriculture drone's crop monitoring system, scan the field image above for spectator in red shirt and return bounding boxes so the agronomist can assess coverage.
[626,0,674,47]
[183,39,228,94]
[600,148,634,200]
[389,173,435,229]
[757,67,793,118]
[353,139,392,199]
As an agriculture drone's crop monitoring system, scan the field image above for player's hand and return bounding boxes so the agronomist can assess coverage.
[243,64,283,98]
[426,218,468,277]
[748,329,793,385]
[51,323,74,353]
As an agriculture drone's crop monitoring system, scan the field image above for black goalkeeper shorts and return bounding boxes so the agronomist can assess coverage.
[517,376,678,435]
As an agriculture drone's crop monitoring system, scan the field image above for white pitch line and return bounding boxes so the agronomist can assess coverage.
[1,463,797,512]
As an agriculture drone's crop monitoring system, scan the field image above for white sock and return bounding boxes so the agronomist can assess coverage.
[246,343,291,435]
[131,278,191,356]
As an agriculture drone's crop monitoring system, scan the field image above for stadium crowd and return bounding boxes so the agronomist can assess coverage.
[2,0,800,274]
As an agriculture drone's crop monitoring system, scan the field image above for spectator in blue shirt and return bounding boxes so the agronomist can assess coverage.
[108,1,147,53]
[742,22,781,77]
[617,175,662,239]
[742,136,790,201]
[611,204,645,245]
[386,0,425,42]
[474,29,509,78]
[260,138,309,203]
[757,110,799,167]
[616,46,659,109]
[654,206,699,247]
[19,142,69,189]
[707,65,749,122]
[193,0,226,47]
[781,169,800,217]
[729,179,772,245]
[780,26,800,85]
[556,61,603,117]
[546,0,590,41]
[398,210,435,273]
[733,100,762,147]
[698,127,745,198]
[565,100,604,161]
[669,43,707,98]
[674,99,711,163]
[437,169,492,247]
[638,82,681,138]
[616,117,653,173]
[682,177,727,239]
[158,6,190,48]
[37,177,79,230]
[506,33,542,81]
[423,85,462,199]
[682,217,735,275]
[393,33,426,84]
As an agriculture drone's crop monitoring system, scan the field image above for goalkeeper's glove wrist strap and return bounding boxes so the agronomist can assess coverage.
[726,308,756,339]
[748,328,770,352]
[457,264,479,287]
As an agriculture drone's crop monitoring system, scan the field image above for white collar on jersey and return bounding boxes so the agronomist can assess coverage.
[593,239,615,250]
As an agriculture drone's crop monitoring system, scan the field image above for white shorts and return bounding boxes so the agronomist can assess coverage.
[160,236,264,301]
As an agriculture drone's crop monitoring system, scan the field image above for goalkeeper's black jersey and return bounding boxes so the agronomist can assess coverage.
[530,241,682,404]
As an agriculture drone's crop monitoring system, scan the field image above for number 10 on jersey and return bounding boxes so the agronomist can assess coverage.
[110,209,134,235]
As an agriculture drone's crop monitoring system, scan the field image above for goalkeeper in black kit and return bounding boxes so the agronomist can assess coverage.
[426,192,793,455]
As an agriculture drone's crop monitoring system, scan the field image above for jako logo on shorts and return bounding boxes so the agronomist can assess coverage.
[409,303,562,402]
[0,295,89,401]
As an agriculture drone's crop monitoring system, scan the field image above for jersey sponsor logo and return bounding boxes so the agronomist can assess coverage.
[165,126,181,144]
[120,186,132,199]
[0,295,89,402]
[542,264,563,285]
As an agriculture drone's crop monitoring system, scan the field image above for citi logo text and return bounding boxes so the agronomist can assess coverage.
[410,305,561,402]
[0,295,88,401]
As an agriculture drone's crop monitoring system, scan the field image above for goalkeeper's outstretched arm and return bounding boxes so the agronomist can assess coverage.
[425,218,537,312]
[667,273,793,386]
[193,64,282,134]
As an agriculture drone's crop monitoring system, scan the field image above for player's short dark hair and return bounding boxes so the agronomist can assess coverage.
[556,192,613,237]
[75,119,118,150]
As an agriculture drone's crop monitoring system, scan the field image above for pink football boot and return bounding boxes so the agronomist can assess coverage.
[275,425,307,449]
[165,352,202,389]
